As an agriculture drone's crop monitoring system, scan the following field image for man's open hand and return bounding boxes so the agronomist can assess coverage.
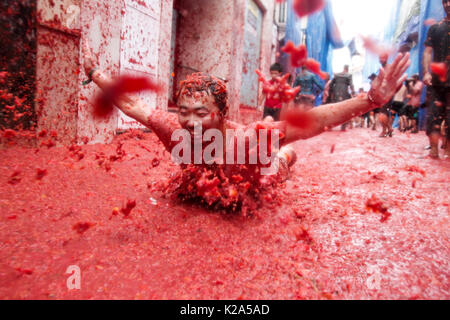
[369,53,411,106]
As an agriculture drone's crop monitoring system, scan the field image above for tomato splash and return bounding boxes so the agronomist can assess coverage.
[281,41,307,68]
[365,195,391,223]
[151,158,160,168]
[73,222,95,234]
[281,41,327,78]
[8,170,22,185]
[121,199,137,217]
[36,168,48,180]
[15,268,33,275]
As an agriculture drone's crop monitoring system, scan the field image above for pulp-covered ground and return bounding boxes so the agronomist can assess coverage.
[0,128,449,299]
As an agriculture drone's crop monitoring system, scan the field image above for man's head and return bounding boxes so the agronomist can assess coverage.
[359,88,364,93]
[343,65,349,73]
[270,63,283,80]
[176,73,228,135]
[412,73,420,81]
[379,53,389,67]
[368,73,377,82]
[443,0,450,17]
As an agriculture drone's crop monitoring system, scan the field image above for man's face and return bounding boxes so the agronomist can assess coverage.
[270,70,281,80]
[177,91,222,136]
[443,0,450,16]
[379,54,388,66]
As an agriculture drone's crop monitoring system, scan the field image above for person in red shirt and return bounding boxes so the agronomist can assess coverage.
[259,63,284,121]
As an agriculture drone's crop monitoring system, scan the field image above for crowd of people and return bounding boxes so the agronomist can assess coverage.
[260,0,449,159]
[320,55,426,137]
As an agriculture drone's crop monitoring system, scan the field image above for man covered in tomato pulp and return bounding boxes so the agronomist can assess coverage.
[82,41,410,215]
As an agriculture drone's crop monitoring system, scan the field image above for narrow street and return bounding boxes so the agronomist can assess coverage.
[1,128,448,299]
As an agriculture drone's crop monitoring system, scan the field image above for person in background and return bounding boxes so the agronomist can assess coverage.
[368,73,378,130]
[405,74,423,134]
[328,65,355,131]
[315,72,330,106]
[423,0,449,159]
[391,81,408,132]
[377,53,394,137]
[322,72,332,105]
[358,88,370,128]
[259,63,284,121]
[293,65,324,110]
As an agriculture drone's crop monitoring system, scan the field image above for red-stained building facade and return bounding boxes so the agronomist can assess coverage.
[5,0,284,145]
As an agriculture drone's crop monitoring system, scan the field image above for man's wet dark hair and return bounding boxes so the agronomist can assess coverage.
[176,73,228,116]
[270,63,283,73]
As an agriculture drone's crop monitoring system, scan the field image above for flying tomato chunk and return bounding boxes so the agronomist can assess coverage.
[292,0,325,18]
[430,63,448,83]
[255,70,301,103]
[304,58,327,79]
[360,35,394,58]
[281,41,307,68]
[282,86,301,102]
[255,69,268,84]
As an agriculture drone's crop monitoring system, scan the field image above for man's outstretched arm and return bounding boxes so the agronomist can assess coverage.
[83,42,179,151]
[283,53,410,144]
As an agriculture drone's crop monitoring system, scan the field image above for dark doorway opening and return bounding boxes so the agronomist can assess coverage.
[0,0,37,131]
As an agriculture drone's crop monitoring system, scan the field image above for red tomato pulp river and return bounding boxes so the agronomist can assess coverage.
[0,128,449,299]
